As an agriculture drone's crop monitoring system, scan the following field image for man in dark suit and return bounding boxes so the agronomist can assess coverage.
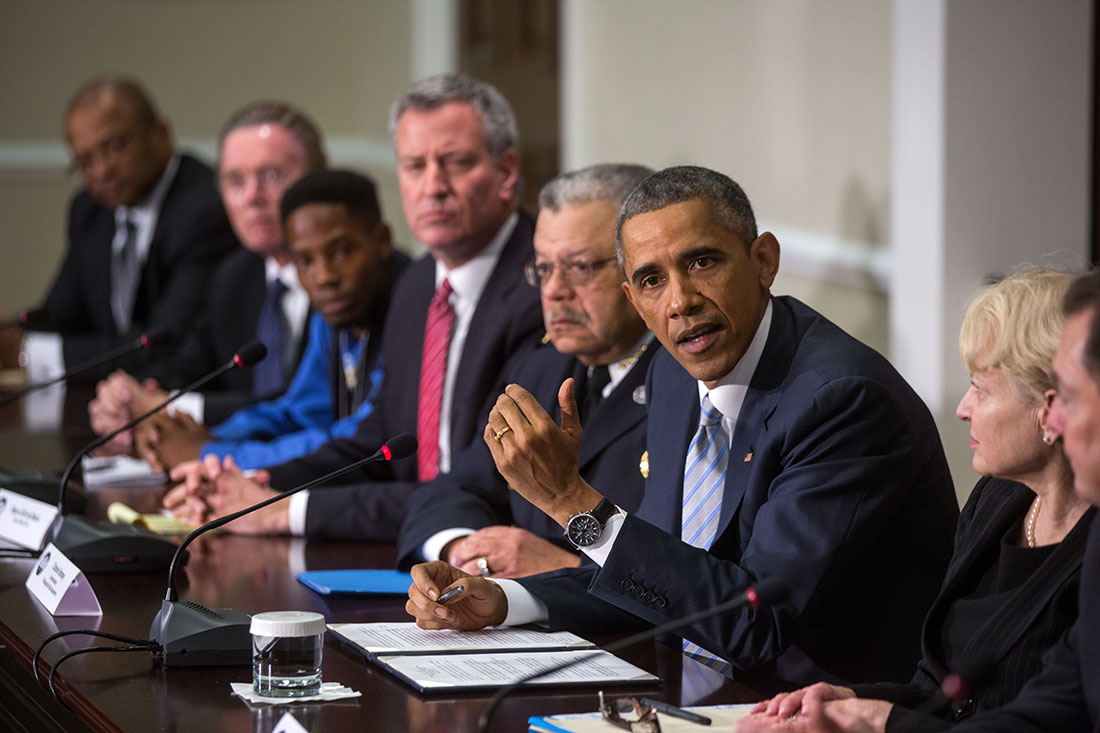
[407,166,959,687]
[397,163,655,578]
[164,74,543,540]
[0,77,237,381]
[87,102,327,449]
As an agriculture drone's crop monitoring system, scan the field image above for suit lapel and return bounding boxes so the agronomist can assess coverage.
[89,211,117,329]
[578,343,655,470]
[959,502,1095,669]
[450,211,534,448]
[716,299,793,534]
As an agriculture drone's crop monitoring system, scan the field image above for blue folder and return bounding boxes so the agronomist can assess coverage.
[297,569,413,595]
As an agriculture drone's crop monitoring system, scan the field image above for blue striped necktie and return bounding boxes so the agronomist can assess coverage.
[680,393,732,675]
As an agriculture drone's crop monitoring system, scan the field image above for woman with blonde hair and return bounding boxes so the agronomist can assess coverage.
[742,268,1094,732]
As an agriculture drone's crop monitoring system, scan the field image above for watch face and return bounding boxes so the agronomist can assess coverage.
[567,514,602,547]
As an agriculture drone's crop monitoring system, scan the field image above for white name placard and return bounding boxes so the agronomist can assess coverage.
[25,542,102,616]
[272,712,309,733]
[0,488,58,550]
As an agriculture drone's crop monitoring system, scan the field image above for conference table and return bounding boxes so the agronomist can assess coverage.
[0,386,763,732]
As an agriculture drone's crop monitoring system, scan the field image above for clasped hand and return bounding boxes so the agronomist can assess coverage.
[161,455,287,534]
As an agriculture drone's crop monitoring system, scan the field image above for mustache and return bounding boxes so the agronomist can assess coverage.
[545,307,591,326]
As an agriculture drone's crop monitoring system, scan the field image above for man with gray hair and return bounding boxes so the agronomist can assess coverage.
[407,165,959,689]
[165,73,543,540]
[396,163,655,578]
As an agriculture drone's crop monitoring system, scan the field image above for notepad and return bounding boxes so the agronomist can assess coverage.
[330,622,657,692]
[296,569,413,595]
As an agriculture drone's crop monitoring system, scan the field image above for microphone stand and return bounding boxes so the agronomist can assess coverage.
[0,328,169,408]
[149,434,416,667]
[47,342,266,573]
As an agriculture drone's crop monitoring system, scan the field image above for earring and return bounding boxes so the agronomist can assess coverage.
[1042,434,1053,446]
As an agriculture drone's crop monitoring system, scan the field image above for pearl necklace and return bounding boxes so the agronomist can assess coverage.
[1025,495,1043,548]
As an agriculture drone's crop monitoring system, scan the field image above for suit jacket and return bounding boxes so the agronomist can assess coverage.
[950,511,1100,732]
[854,477,1094,731]
[395,339,656,570]
[266,211,543,541]
[149,248,308,425]
[518,296,959,686]
[39,154,238,380]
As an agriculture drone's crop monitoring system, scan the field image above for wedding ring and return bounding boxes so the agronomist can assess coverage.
[493,425,512,442]
[477,556,491,576]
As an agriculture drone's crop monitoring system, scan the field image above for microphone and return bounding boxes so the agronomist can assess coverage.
[0,308,47,331]
[478,578,790,732]
[0,327,172,408]
[912,657,995,719]
[45,341,267,573]
[149,433,416,667]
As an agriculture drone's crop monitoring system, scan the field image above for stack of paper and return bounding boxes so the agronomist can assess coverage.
[81,455,165,488]
[329,622,659,692]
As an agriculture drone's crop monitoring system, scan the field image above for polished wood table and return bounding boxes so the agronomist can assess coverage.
[0,387,763,731]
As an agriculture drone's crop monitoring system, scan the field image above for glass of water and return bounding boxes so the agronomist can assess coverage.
[250,611,326,697]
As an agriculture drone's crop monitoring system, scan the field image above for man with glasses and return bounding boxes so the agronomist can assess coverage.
[0,76,237,382]
[394,163,654,578]
[87,101,325,450]
[162,74,543,540]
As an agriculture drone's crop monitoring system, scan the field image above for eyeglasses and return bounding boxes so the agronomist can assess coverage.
[218,167,293,197]
[524,257,618,287]
[599,692,661,732]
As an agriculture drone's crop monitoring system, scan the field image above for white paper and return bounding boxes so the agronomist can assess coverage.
[377,649,658,690]
[81,455,165,488]
[0,489,58,550]
[25,542,102,616]
[329,621,594,655]
[230,681,361,705]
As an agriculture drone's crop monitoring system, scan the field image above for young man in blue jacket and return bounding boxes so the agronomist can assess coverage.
[137,169,407,471]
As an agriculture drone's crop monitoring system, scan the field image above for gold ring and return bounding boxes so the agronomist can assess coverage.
[493,425,512,442]
[477,556,491,576]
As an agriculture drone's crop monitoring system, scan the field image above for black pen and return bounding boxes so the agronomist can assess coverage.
[437,585,464,603]
[640,697,712,725]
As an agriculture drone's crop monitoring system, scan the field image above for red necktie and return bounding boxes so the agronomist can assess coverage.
[417,279,454,480]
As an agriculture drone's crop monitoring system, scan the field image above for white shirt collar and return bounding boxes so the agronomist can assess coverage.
[604,331,655,397]
[698,298,773,422]
[433,211,518,304]
[114,154,179,236]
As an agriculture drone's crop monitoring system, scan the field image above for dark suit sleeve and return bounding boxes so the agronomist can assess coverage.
[395,441,513,569]
[525,375,940,673]
[948,626,1089,732]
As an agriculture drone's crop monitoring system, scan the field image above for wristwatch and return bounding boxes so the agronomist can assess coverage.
[564,497,619,549]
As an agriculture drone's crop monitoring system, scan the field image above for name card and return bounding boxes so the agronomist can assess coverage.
[25,542,101,616]
[0,488,58,550]
[272,712,309,733]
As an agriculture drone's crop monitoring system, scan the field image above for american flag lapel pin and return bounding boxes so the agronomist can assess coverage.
[744,451,753,463]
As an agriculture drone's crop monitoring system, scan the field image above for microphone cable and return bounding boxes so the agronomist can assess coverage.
[33,628,159,700]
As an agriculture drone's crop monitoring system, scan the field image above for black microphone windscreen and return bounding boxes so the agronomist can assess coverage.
[233,341,267,368]
[18,308,48,328]
[383,434,418,460]
[141,327,173,350]
[750,578,790,608]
